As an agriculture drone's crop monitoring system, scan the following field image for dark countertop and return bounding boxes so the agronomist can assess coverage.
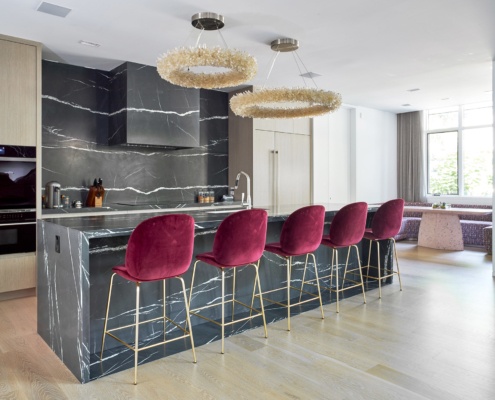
[40,203,379,239]
[41,201,245,216]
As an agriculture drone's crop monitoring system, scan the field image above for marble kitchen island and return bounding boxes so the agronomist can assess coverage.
[37,203,392,383]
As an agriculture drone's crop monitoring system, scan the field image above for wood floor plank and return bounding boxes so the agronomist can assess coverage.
[0,242,493,399]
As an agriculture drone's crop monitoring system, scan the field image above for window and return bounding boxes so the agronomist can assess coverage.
[426,102,493,196]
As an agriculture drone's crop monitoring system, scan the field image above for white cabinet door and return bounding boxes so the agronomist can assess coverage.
[276,132,310,206]
[253,130,310,207]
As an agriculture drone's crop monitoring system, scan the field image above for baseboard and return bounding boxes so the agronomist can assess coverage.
[0,287,36,301]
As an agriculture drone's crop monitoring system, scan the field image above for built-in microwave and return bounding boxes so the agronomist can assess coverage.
[0,145,36,255]
[0,221,36,255]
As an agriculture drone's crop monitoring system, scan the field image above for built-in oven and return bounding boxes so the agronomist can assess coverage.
[0,210,36,254]
[0,145,36,255]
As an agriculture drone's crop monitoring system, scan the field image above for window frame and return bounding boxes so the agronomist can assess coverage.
[426,103,493,197]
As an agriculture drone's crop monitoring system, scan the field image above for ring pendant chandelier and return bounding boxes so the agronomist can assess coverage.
[230,38,342,119]
[157,12,257,89]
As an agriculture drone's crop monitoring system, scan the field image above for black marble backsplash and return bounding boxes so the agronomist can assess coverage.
[41,60,228,205]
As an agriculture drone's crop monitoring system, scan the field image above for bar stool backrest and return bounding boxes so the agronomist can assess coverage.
[213,209,268,266]
[280,205,325,255]
[329,202,368,246]
[371,198,405,240]
[125,214,195,281]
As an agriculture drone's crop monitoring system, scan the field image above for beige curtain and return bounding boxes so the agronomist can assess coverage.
[397,111,426,202]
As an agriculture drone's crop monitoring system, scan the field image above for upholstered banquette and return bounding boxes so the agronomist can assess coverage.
[395,202,492,250]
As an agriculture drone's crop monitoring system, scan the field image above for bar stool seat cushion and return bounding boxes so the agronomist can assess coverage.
[362,229,380,241]
[321,236,353,249]
[265,205,326,257]
[363,199,405,241]
[263,242,288,257]
[196,252,228,269]
[321,202,369,249]
[112,214,195,282]
[198,209,268,267]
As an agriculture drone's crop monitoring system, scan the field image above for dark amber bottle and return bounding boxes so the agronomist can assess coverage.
[85,179,98,207]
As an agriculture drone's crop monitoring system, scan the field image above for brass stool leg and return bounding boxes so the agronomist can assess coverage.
[334,249,340,313]
[340,247,352,309]
[221,269,225,354]
[178,277,197,363]
[299,253,310,302]
[366,239,372,277]
[166,279,167,340]
[188,260,199,308]
[249,270,257,317]
[232,268,236,321]
[254,262,268,338]
[100,272,116,360]
[286,257,291,331]
[376,241,382,299]
[134,282,140,385]
[391,238,403,291]
[310,253,324,319]
[354,244,366,304]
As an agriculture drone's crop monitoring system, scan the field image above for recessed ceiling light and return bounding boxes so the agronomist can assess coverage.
[402,104,411,107]
[79,40,101,48]
[441,97,450,101]
[36,2,71,18]
[407,88,420,92]
[300,72,322,79]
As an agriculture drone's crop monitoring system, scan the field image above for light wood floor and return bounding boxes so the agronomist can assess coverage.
[1,242,494,400]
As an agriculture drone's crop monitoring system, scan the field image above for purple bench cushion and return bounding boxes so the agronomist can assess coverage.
[395,202,492,247]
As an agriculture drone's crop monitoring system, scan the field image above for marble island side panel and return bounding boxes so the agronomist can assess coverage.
[37,206,391,383]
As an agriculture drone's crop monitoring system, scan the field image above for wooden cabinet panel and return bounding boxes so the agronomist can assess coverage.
[0,253,36,293]
[0,35,40,297]
[0,35,40,146]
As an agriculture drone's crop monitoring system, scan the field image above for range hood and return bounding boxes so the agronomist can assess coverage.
[108,62,200,148]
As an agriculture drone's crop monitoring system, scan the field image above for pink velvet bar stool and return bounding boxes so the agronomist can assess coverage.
[262,205,325,331]
[100,214,196,385]
[188,209,268,354]
[320,202,368,313]
[363,198,404,298]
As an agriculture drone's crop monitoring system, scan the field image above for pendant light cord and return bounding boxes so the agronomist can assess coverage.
[264,51,281,88]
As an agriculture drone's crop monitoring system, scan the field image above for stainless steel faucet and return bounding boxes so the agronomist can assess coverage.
[234,171,251,209]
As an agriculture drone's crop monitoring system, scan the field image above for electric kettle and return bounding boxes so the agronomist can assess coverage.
[45,181,61,208]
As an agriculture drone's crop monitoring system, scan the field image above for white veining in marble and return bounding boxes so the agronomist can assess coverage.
[199,116,228,121]
[43,95,200,118]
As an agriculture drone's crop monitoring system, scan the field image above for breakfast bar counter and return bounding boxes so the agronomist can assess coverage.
[37,203,391,383]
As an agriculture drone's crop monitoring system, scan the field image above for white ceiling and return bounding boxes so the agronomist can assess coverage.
[1,0,494,113]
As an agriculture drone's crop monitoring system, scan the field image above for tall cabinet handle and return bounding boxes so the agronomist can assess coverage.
[270,150,277,205]
[275,150,279,207]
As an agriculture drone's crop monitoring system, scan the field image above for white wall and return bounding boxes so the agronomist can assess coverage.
[312,105,397,205]
[353,106,397,203]
[313,107,351,204]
